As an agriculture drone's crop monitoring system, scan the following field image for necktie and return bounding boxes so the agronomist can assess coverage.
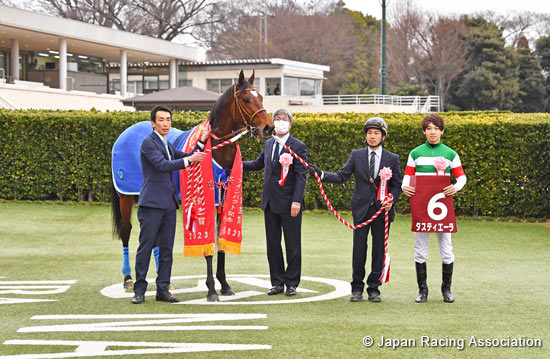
[369,151,376,179]
[272,141,280,164]
[162,139,171,160]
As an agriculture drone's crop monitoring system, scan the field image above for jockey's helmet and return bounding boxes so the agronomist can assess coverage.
[363,117,388,137]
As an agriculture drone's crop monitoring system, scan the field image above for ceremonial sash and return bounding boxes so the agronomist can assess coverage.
[409,175,457,233]
[218,145,244,255]
[180,122,216,256]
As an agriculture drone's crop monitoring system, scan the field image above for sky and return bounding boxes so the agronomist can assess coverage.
[342,0,550,19]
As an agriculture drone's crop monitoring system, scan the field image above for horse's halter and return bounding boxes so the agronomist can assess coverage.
[209,84,268,142]
[232,85,267,136]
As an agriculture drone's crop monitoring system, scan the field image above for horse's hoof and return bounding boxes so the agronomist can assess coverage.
[207,293,220,302]
[221,287,235,296]
[123,279,134,291]
[168,283,175,291]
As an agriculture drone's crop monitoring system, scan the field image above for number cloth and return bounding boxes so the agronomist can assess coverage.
[409,175,457,233]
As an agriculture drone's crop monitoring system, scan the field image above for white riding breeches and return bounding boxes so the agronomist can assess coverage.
[414,232,454,264]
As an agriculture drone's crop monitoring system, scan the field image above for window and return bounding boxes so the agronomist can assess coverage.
[159,75,169,90]
[0,52,5,76]
[110,78,120,92]
[179,79,192,87]
[207,78,237,93]
[283,77,299,96]
[265,77,281,96]
[299,78,315,96]
[315,80,322,96]
[144,75,158,91]
[283,76,321,97]
[128,75,143,94]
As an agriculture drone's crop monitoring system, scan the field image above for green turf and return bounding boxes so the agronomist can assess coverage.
[0,202,549,358]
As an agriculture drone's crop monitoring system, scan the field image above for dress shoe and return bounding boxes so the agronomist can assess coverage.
[285,286,297,296]
[131,293,145,304]
[368,293,382,302]
[267,286,284,295]
[350,292,363,302]
[156,291,179,303]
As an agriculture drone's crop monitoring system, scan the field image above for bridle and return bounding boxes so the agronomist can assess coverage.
[210,84,268,141]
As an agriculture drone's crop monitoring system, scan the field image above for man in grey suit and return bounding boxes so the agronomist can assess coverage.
[132,105,210,304]
[311,117,402,302]
[243,109,308,297]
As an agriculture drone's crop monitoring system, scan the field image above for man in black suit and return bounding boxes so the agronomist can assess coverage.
[132,105,210,304]
[243,109,308,297]
[311,117,402,302]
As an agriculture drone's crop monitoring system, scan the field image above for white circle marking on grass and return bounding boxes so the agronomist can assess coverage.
[100,274,349,305]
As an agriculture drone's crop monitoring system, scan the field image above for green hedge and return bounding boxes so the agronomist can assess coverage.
[1,110,549,219]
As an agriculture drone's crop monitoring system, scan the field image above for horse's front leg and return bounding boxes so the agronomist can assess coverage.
[216,251,234,295]
[214,192,234,296]
[205,255,219,302]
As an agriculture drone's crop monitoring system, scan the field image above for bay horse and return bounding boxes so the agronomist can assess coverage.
[111,70,273,301]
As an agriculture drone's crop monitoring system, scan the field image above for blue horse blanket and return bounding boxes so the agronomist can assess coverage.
[111,121,227,204]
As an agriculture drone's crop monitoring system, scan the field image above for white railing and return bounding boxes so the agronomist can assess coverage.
[321,94,440,112]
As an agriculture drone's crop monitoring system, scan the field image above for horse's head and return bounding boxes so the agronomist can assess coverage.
[233,70,274,139]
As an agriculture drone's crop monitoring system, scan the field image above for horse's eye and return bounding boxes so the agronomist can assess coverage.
[243,98,251,104]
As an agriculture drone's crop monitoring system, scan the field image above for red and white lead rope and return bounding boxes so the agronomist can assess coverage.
[184,130,249,231]
[272,136,392,283]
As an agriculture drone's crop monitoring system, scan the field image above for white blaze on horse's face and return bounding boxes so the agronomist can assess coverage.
[250,90,258,97]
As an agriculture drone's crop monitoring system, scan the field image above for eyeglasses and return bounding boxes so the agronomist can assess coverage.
[274,117,290,122]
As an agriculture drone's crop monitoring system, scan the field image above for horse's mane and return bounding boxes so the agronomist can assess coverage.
[209,79,251,129]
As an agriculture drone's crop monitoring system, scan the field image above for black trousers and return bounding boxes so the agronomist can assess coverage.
[134,206,176,295]
[264,205,302,288]
[351,205,389,295]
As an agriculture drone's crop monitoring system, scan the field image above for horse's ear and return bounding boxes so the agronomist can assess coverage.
[237,70,244,90]
[248,70,255,86]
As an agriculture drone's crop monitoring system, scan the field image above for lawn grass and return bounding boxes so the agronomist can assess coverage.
[0,202,549,358]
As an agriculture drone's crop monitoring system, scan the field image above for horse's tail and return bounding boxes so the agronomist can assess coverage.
[111,181,123,241]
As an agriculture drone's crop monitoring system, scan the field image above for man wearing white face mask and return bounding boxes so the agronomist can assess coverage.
[243,109,308,297]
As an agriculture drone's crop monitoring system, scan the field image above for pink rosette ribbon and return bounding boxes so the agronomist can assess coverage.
[433,156,449,176]
[377,167,393,201]
[278,153,293,186]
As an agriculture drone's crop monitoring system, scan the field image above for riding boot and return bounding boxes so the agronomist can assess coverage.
[415,262,428,303]
[441,262,454,303]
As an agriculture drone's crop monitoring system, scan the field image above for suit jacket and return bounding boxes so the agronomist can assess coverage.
[138,132,200,209]
[243,136,308,215]
[323,147,402,225]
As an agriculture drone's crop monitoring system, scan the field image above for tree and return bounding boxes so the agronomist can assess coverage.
[385,1,467,109]
[511,35,546,112]
[535,36,550,111]
[387,0,424,89]
[32,0,220,41]
[414,16,467,110]
[452,17,519,110]
[337,9,380,94]
[198,0,358,94]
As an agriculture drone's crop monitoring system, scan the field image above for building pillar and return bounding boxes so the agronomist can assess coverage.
[120,50,127,97]
[10,39,19,82]
[169,58,177,89]
[59,38,67,90]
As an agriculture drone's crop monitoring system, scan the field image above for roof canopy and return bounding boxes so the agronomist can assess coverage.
[122,86,219,111]
[0,4,198,62]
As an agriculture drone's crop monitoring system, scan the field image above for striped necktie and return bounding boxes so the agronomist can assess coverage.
[369,151,376,179]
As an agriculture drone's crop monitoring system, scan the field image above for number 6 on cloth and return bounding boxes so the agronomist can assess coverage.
[409,175,457,233]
